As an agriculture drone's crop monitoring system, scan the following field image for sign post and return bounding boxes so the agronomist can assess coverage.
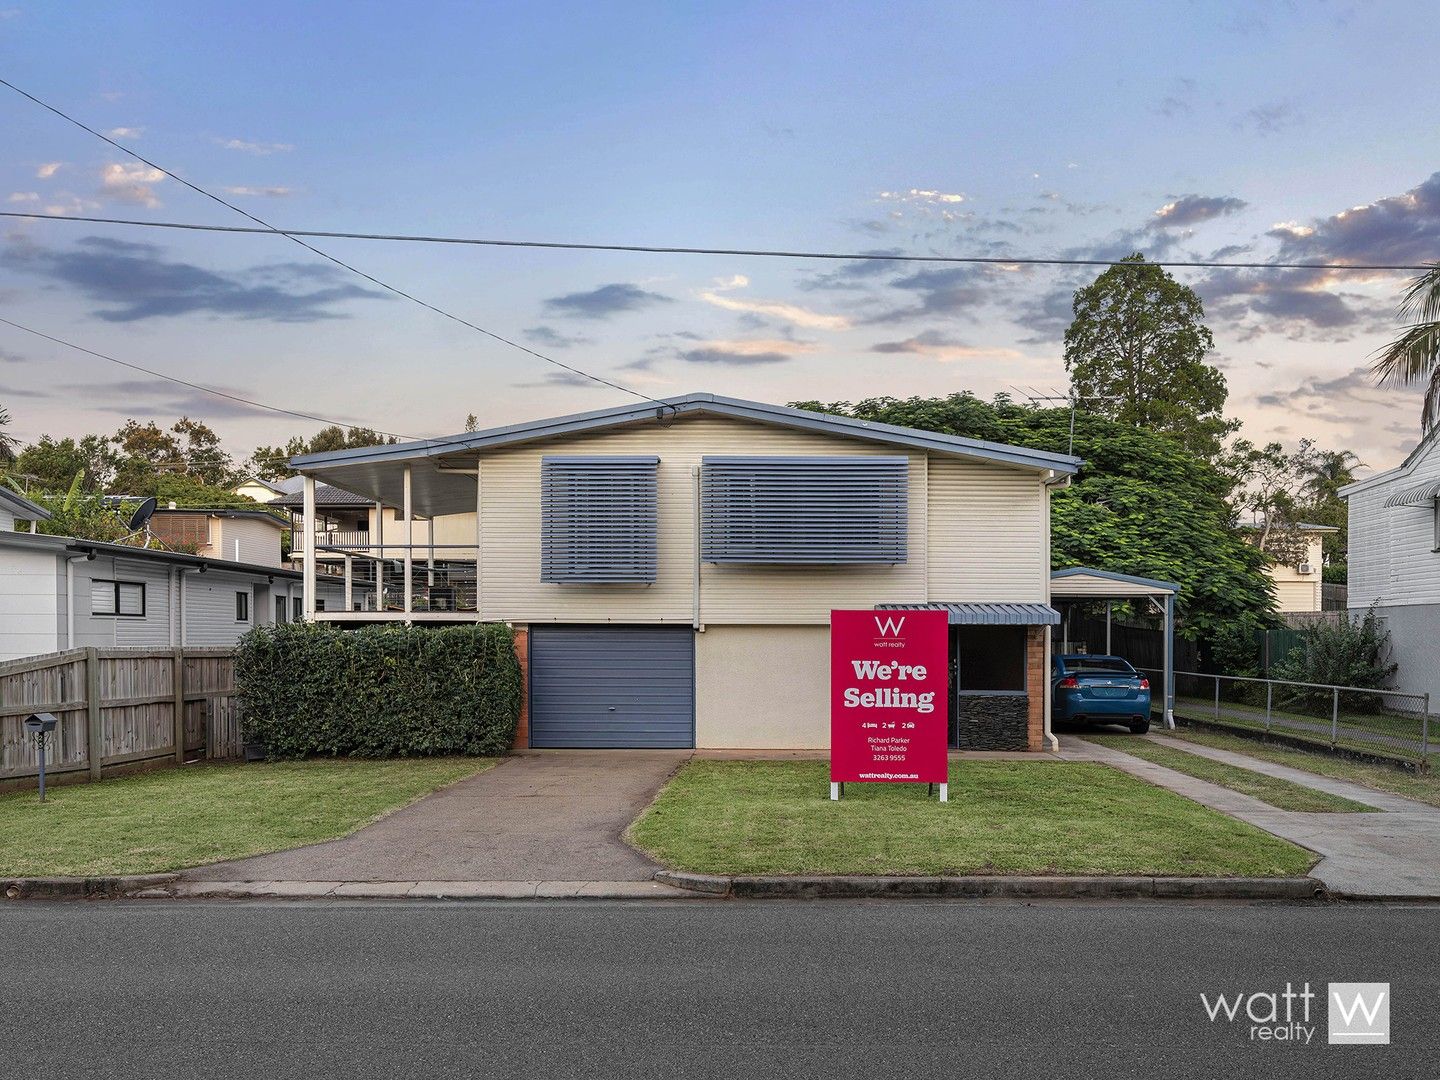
[830,609,949,801]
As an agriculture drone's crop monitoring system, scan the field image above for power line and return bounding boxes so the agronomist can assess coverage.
[0,315,418,438]
[1,209,1434,273]
[0,77,669,410]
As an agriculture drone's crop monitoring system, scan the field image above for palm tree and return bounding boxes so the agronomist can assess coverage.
[0,403,18,465]
[1373,264,1440,431]
[1302,449,1364,504]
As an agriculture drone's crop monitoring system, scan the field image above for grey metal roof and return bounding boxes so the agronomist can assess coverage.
[290,393,1084,475]
[877,601,1061,625]
[0,529,304,580]
[1381,478,1440,508]
[151,507,289,527]
[1050,566,1181,593]
[0,487,52,521]
[268,482,372,509]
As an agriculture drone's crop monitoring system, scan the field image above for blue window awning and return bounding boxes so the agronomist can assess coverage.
[876,602,1060,626]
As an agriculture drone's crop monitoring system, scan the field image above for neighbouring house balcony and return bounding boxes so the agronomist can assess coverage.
[306,526,481,618]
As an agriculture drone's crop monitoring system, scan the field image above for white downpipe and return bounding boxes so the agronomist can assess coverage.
[691,464,703,632]
[474,464,483,620]
[63,553,90,648]
[176,567,200,646]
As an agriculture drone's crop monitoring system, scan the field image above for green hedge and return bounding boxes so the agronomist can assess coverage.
[236,622,522,759]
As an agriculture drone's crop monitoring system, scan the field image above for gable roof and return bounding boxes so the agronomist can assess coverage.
[1339,426,1438,499]
[288,393,1082,516]
[0,487,52,522]
[292,393,1082,474]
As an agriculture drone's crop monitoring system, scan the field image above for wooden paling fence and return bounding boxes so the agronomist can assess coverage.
[0,647,241,789]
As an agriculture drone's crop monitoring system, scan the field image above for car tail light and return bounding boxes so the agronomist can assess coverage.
[1138,678,1150,690]
[1057,676,1080,689]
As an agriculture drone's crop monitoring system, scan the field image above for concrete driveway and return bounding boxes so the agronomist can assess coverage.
[187,751,688,883]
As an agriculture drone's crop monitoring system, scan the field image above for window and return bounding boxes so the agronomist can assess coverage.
[315,598,326,612]
[275,596,287,624]
[701,456,908,564]
[91,579,146,617]
[956,625,1026,692]
[235,590,250,622]
[541,456,659,583]
[293,597,303,621]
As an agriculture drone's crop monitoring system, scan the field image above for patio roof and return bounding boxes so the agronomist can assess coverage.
[876,601,1061,625]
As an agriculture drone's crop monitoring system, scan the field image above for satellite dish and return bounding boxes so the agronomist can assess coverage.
[127,497,158,532]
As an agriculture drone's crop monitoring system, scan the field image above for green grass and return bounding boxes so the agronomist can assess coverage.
[1082,735,1375,813]
[1163,728,1440,810]
[628,760,1316,878]
[1169,694,1430,761]
[0,757,494,877]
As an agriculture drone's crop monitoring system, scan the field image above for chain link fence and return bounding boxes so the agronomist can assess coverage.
[1140,668,1433,762]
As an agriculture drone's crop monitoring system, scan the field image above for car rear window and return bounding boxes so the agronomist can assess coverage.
[1066,660,1137,675]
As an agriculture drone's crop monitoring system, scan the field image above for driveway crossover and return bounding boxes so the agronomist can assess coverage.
[185,751,687,883]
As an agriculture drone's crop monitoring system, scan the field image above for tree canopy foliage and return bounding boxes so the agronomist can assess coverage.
[1064,253,1237,458]
[793,393,1277,653]
[248,426,399,481]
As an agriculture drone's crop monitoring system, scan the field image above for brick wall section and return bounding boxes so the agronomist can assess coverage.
[1026,625,1046,750]
[512,625,529,750]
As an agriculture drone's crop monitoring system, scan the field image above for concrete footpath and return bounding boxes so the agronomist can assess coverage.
[1069,734,1440,899]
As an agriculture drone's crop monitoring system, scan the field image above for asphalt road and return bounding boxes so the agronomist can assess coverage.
[3,900,1436,1079]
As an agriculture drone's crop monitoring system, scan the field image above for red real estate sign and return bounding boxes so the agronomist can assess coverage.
[830,609,949,785]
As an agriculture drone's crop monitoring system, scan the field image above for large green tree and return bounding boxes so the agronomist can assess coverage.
[1063,253,1237,458]
[794,393,1277,656]
[9,434,120,491]
[247,425,397,481]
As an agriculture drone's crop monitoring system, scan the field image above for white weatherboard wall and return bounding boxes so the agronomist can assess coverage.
[927,457,1047,602]
[0,546,61,659]
[0,508,14,532]
[475,414,1050,624]
[1344,434,1440,705]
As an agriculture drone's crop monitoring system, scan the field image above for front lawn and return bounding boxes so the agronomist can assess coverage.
[1082,735,1375,813]
[0,758,494,877]
[629,760,1315,877]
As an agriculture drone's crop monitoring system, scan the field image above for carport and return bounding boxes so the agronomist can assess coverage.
[1050,568,1180,729]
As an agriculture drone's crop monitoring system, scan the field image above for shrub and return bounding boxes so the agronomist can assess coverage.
[1269,606,1397,711]
[237,622,522,759]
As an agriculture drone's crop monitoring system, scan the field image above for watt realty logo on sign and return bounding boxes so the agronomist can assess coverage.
[1200,982,1390,1045]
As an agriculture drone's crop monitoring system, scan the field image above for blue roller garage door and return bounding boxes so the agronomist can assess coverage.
[529,626,695,748]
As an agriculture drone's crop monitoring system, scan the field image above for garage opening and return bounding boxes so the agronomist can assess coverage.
[528,625,695,749]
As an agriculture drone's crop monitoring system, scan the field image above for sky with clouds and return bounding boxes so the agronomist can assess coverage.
[1,1,1438,474]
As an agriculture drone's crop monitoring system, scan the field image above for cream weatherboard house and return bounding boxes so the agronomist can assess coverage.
[290,394,1084,752]
[1341,428,1440,705]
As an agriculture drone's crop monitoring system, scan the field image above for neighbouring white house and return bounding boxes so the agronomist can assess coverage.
[1240,521,1339,613]
[1340,428,1440,705]
[233,475,294,503]
[286,392,1100,752]
[0,493,346,661]
[146,505,292,566]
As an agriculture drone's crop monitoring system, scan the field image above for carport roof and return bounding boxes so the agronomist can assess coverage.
[1049,567,1180,598]
[877,602,1061,625]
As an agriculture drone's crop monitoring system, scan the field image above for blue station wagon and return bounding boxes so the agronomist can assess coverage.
[1052,655,1151,734]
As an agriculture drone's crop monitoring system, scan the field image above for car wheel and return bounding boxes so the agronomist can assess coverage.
[1128,718,1150,735]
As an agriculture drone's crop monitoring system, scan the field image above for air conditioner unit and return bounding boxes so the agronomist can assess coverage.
[1297,562,1315,575]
